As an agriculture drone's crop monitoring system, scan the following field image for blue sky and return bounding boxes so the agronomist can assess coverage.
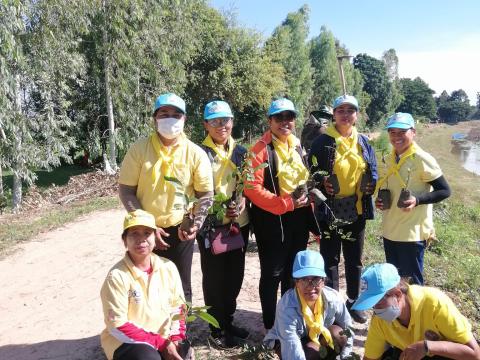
[209,0,480,104]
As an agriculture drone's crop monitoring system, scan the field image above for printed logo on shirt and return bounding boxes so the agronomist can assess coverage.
[128,289,142,304]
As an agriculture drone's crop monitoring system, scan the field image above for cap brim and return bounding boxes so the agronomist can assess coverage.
[153,104,185,115]
[351,291,386,311]
[124,223,157,231]
[334,101,358,110]
[385,122,412,130]
[205,112,233,120]
[269,109,298,116]
[293,267,326,279]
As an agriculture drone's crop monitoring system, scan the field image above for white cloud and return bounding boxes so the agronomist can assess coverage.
[397,33,480,105]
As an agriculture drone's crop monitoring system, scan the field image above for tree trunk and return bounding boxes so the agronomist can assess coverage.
[0,163,3,197]
[103,0,117,174]
[12,171,22,212]
[12,74,23,212]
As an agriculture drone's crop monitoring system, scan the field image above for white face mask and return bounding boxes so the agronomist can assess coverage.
[374,297,401,322]
[156,117,184,139]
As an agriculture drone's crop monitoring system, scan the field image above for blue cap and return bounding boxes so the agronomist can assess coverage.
[386,112,415,129]
[268,98,298,116]
[153,93,186,114]
[204,100,233,120]
[292,250,326,278]
[352,263,401,311]
[333,95,359,110]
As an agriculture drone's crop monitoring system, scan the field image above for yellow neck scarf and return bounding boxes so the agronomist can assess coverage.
[326,126,366,211]
[202,135,237,190]
[150,132,181,192]
[296,288,333,348]
[272,134,309,194]
[375,142,417,192]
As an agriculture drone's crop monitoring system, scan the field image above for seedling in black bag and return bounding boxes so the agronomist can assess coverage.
[397,167,414,208]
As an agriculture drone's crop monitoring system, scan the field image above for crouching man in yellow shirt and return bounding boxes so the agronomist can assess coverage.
[352,263,480,360]
[118,93,213,302]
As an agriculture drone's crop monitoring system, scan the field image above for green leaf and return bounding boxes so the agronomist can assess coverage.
[164,176,183,187]
[253,163,268,171]
[197,311,220,328]
[311,155,318,166]
[186,315,197,322]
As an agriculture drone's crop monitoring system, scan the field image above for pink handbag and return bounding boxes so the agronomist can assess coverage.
[209,223,244,255]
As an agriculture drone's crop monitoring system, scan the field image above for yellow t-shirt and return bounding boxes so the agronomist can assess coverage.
[100,253,185,360]
[118,133,213,228]
[364,285,473,359]
[207,141,249,227]
[334,136,366,198]
[272,134,309,195]
[381,144,442,242]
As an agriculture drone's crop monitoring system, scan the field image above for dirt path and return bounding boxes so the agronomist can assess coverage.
[0,208,367,359]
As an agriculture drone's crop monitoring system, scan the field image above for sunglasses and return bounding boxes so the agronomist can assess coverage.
[272,112,296,122]
[298,276,325,287]
[207,117,232,128]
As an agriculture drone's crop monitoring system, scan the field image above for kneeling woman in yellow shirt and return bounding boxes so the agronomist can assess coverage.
[100,210,191,360]
[353,263,480,360]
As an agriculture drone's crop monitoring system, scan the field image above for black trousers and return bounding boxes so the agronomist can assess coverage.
[153,224,194,303]
[319,217,366,300]
[252,206,310,329]
[113,341,192,360]
[197,225,249,331]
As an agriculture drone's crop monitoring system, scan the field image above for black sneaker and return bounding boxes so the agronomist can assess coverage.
[224,332,246,348]
[226,324,250,339]
[208,330,227,349]
[346,300,368,324]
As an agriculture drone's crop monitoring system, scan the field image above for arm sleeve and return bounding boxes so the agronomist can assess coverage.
[334,301,354,359]
[275,305,306,360]
[119,142,142,186]
[416,175,451,205]
[115,322,169,351]
[243,145,294,215]
[433,292,473,344]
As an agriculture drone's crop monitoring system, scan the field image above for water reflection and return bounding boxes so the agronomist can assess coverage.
[452,142,480,175]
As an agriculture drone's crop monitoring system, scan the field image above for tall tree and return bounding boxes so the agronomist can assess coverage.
[309,26,341,111]
[184,6,284,142]
[1,0,86,210]
[265,5,313,118]
[397,77,436,119]
[437,89,472,123]
[354,53,393,126]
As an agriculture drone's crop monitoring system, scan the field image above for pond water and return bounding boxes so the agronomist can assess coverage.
[452,141,480,175]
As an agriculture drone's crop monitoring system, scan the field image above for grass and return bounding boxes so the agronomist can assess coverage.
[364,120,480,338]
[0,196,120,257]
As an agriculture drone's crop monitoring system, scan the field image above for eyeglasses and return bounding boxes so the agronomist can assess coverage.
[298,277,325,287]
[272,112,296,122]
[207,117,232,128]
[335,108,356,116]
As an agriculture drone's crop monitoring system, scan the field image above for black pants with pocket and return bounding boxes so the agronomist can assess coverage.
[251,206,310,329]
[153,224,194,303]
[319,217,366,300]
[197,224,249,331]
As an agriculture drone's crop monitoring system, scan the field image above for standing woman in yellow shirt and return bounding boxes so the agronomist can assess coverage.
[197,100,250,348]
[308,95,377,324]
[118,93,214,303]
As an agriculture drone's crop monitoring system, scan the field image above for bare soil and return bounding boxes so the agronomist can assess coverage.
[0,207,368,359]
